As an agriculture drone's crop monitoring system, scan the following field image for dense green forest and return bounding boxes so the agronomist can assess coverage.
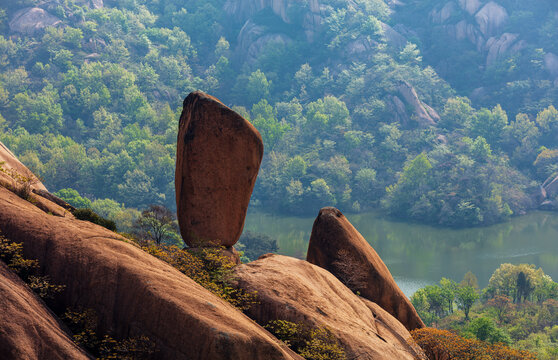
[412,264,558,358]
[1,0,558,228]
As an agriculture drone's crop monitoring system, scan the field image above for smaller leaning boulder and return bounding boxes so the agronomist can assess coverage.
[307,207,425,331]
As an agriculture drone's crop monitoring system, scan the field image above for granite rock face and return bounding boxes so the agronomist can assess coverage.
[0,262,90,360]
[234,254,425,360]
[9,7,62,35]
[307,207,425,331]
[176,91,263,248]
[0,185,299,360]
[0,140,47,192]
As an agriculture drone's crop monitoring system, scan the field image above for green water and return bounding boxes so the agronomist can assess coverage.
[243,210,558,296]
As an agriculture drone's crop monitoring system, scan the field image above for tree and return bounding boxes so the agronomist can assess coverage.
[54,188,92,209]
[536,105,558,144]
[246,69,271,104]
[470,105,508,146]
[461,271,479,289]
[486,295,513,323]
[251,100,290,149]
[456,285,479,320]
[440,278,458,314]
[439,97,473,130]
[465,317,511,344]
[133,205,179,245]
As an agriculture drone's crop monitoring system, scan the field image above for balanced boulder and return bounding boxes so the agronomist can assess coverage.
[233,254,424,360]
[307,207,425,331]
[176,91,263,247]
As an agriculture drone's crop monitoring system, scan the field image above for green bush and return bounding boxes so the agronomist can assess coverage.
[72,208,117,231]
[237,231,278,262]
[265,320,346,360]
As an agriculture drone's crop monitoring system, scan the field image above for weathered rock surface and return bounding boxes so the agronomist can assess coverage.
[458,0,482,15]
[224,0,321,31]
[234,254,425,360]
[543,174,558,199]
[544,53,558,78]
[9,7,61,35]
[474,2,508,37]
[237,20,293,63]
[430,1,457,24]
[0,186,300,360]
[0,262,90,360]
[485,32,524,66]
[226,0,322,60]
[1,141,71,217]
[0,140,47,192]
[307,207,425,331]
[397,82,439,127]
[381,22,407,49]
[176,91,263,248]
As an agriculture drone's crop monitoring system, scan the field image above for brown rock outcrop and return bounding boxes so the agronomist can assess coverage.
[0,262,90,360]
[0,186,300,360]
[397,82,439,127]
[234,254,425,360]
[0,140,47,192]
[9,7,62,35]
[307,207,425,331]
[1,141,72,217]
[176,91,263,248]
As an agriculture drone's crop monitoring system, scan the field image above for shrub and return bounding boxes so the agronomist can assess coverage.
[141,244,257,310]
[265,320,346,360]
[0,233,65,299]
[411,328,537,360]
[63,308,156,359]
[73,208,117,231]
[0,161,37,201]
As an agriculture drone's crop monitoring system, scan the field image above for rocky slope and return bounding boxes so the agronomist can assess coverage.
[234,254,424,360]
[0,185,300,360]
[0,262,90,360]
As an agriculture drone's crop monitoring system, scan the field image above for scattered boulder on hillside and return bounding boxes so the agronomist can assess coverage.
[0,185,300,360]
[175,91,263,249]
[538,174,558,210]
[458,0,482,15]
[224,0,322,41]
[233,254,425,360]
[307,207,425,331]
[0,141,46,192]
[430,1,457,24]
[396,81,439,127]
[544,53,558,78]
[1,141,72,217]
[9,7,62,35]
[237,20,293,64]
[485,32,525,66]
[474,1,508,37]
[225,0,323,60]
[0,262,90,360]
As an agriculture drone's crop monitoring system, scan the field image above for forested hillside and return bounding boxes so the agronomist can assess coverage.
[1,0,558,227]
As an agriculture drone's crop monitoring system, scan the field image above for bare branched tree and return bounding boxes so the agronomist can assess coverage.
[134,205,179,245]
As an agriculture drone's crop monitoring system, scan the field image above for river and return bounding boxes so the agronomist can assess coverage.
[243,210,558,296]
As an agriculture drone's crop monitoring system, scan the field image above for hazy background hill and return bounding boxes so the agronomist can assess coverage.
[1,0,558,227]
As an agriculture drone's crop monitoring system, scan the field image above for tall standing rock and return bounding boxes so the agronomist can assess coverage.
[307,207,425,331]
[176,92,263,247]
